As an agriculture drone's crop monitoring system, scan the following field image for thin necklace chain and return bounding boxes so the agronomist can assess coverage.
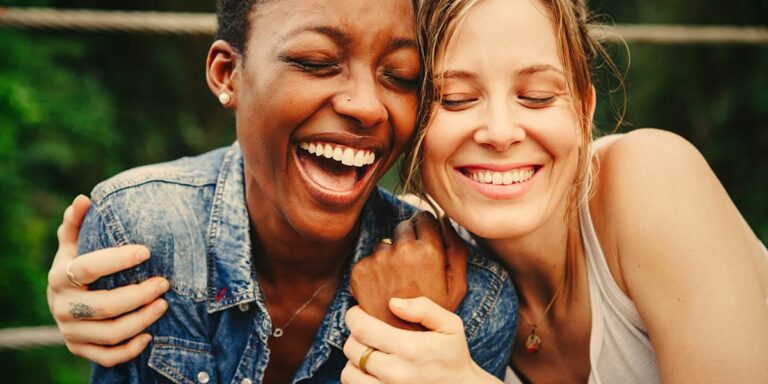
[520,267,567,330]
[266,257,347,338]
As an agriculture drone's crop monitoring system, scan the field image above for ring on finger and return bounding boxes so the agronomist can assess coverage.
[359,346,376,375]
[379,238,392,245]
[65,260,84,287]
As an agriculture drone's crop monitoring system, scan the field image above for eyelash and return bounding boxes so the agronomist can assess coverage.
[386,73,419,89]
[280,56,339,74]
[519,95,557,105]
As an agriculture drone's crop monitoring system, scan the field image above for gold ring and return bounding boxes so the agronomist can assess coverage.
[65,260,83,287]
[380,238,392,245]
[359,346,376,375]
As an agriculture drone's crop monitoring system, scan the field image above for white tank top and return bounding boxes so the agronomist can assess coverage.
[505,195,768,384]
[504,199,660,384]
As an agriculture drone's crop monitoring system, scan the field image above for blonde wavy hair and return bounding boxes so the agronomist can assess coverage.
[401,0,624,218]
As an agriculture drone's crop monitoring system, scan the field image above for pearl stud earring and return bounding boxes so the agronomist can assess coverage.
[218,93,231,106]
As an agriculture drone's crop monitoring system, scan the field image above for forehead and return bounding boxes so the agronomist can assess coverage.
[439,0,561,73]
[252,0,416,45]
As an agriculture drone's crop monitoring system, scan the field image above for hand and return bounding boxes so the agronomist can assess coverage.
[341,299,501,384]
[350,212,468,330]
[46,195,170,367]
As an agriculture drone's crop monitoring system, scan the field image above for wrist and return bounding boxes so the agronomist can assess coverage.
[466,360,503,384]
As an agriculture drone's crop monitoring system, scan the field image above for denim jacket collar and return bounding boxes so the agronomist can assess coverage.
[206,143,258,313]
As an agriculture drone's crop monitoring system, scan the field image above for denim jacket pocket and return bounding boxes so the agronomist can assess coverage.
[149,336,217,384]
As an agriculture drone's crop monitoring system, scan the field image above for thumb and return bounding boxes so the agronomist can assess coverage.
[388,296,464,335]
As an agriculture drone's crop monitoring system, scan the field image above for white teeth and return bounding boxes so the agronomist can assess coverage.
[468,168,536,185]
[341,148,355,166]
[332,146,343,161]
[353,151,366,167]
[298,141,376,169]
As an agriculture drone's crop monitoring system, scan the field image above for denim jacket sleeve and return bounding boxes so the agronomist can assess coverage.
[78,199,149,384]
[460,248,519,379]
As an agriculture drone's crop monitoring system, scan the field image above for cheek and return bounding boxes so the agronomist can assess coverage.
[390,93,419,149]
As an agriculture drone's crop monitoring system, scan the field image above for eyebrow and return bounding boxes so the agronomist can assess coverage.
[281,26,416,53]
[281,25,352,46]
[435,64,564,82]
[517,64,565,76]
[436,70,477,81]
[389,38,418,51]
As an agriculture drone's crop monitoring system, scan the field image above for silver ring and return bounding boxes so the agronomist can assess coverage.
[65,260,83,287]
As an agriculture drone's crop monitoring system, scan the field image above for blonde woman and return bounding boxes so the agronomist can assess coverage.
[342,0,768,382]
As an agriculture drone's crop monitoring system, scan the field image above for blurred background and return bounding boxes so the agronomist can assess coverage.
[0,0,766,382]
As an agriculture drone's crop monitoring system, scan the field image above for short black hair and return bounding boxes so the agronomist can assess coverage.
[215,0,419,56]
[215,0,261,55]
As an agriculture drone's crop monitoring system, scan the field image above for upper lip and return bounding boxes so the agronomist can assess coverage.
[295,132,387,155]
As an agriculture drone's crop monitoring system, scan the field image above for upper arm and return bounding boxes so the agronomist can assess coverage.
[596,129,768,383]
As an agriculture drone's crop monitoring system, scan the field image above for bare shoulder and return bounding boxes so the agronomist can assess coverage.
[590,129,768,381]
[590,128,722,233]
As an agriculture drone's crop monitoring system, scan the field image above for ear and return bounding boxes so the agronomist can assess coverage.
[206,40,238,108]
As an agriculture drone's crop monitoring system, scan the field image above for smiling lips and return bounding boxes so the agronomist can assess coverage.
[464,166,536,185]
[300,141,376,167]
[295,140,380,205]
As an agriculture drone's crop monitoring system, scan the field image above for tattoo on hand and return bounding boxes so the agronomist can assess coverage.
[69,303,96,319]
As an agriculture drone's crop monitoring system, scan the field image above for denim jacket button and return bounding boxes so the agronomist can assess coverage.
[197,371,210,383]
[238,303,250,312]
[241,379,253,384]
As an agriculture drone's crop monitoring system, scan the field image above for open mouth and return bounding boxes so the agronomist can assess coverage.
[295,140,379,202]
[459,165,540,186]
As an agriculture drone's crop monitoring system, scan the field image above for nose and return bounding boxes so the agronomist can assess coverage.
[333,71,388,129]
[473,98,525,151]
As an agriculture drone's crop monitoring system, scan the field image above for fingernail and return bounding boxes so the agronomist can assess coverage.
[136,247,150,262]
[154,299,168,315]
[390,297,409,310]
[140,334,152,345]
[156,279,170,294]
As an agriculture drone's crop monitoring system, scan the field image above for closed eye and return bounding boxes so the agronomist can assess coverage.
[439,96,478,111]
[519,95,556,107]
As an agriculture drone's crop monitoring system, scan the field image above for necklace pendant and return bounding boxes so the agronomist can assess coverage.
[525,329,542,353]
[272,328,284,338]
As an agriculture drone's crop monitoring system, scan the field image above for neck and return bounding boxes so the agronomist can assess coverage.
[484,205,581,313]
[245,181,358,286]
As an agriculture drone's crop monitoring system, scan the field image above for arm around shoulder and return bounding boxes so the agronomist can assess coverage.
[594,128,768,383]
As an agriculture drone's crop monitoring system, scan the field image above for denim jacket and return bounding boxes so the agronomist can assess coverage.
[78,142,518,384]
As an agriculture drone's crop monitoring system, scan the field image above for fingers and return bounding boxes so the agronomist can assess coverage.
[57,195,91,247]
[52,276,170,321]
[413,211,443,246]
[345,305,412,354]
[341,361,383,384]
[67,333,152,368]
[441,217,468,303]
[61,298,168,345]
[51,245,150,289]
[343,335,393,380]
[388,297,464,335]
[393,216,416,242]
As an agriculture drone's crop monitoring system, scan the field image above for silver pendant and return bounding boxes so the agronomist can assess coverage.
[272,328,284,338]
